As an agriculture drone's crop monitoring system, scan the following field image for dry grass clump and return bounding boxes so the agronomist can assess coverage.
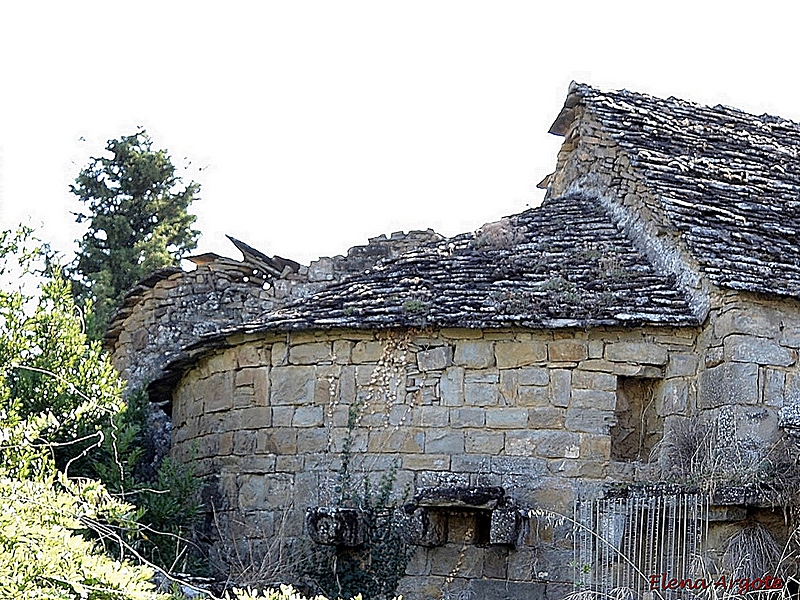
[657,413,800,505]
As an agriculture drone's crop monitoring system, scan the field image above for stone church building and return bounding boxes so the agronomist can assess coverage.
[108,83,800,599]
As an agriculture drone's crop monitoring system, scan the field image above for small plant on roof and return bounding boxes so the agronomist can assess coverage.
[401,299,429,314]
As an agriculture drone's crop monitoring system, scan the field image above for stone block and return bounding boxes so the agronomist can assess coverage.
[238,474,292,511]
[207,351,235,374]
[402,454,451,471]
[491,456,547,476]
[332,340,353,363]
[468,580,546,600]
[527,406,565,428]
[659,380,688,415]
[518,367,549,386]
[451,454,492,472]
[565,408,614,433]
[465,431,505,454]
[571,389,616,410]
[666,354,699,377]
[606,342,668,365]
[412,405,449,427]
[271,366,315,405]
[399,507,447,546]
[698,362,759,408]
[724,334,795,366]
[289,342,332,365]
[482,546,510,579]
[588,340,605,359]
[579,433,611,460]
[235,368,255,387]
[352,341,383,363]
[306,507,364,546]
[271,342,288,366]
[450,407,486,427]
[495,341,547,368]
[292,405,324,427]
[257,428,297,454]
[441,328,484,339]
[204,372,233,412]
[490,506,523,546]
[499,370,518,404]
[765,369,787,408]
[429,543,483,577]
[486,408,529,429]
[236,343,262,368]
[571,370,616,391]
[440,367,465,406]
[580,359,618,372]
[253,367,270,405]
[715,309,777,339]
[550,369,571,407]
[426,430,465,453]
[404,547,431,576]
[534,431,580,458]
[271,406,294,426]
[417,346,453,371]
[504,430,538,456]
[705,346,724,368]
[296,428,329,452]
[517,385,550,406]
[548,340,588,362]
[547,459,605,478]
[465,369,499,383]
[454,341,495,368]
[368,429,424,453]
[355,364,377,385]
[233,430,257,455]
[465,381,499,406]
[237,406,272,429]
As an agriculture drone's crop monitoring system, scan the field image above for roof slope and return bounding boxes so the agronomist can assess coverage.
[568,83,800,298]
[224,193,697,336]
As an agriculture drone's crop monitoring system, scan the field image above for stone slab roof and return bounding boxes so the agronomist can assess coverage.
[560,83,800,299]
[219,193,698,337]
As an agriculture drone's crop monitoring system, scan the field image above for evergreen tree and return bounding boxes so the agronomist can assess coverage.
[71,130,200,340]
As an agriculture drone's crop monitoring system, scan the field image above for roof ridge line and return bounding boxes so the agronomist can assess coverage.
[562,182,710,324]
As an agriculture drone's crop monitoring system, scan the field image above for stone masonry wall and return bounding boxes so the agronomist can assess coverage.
[696,291,800,447]
[545,101,800,452]
[107,230,442,396]
[171,325,709,599]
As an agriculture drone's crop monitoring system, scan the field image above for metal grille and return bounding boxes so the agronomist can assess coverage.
[574,491,709,599]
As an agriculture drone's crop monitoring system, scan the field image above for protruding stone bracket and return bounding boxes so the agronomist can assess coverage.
[399,505,448,547]
[489,500,525,546]
[306,507,365,547]
[404,486,525,548]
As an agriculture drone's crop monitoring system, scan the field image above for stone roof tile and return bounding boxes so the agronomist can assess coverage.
[569,83,800,298]
[228,193,698,336]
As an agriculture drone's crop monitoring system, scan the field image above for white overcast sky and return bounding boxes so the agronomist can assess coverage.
[1,1,799,266]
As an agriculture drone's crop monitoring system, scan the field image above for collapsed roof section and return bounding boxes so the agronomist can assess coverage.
[213,192,698,338]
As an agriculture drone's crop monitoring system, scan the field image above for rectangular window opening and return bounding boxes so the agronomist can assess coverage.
[611,377,664,462]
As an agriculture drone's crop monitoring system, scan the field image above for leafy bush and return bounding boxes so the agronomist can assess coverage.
[227,583,400,600]
[0,228,196,597]
[0,475,162,599]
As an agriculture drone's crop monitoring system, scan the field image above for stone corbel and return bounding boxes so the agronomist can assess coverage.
[306,507,365,547]
[402,486,525,548]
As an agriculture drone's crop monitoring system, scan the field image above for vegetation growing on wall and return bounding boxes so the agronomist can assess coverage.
[301,332,415,600]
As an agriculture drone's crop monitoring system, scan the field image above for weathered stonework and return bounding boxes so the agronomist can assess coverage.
[110,83,800,599]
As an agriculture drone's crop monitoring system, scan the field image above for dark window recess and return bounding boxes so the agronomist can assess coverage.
[611,377,663,462]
